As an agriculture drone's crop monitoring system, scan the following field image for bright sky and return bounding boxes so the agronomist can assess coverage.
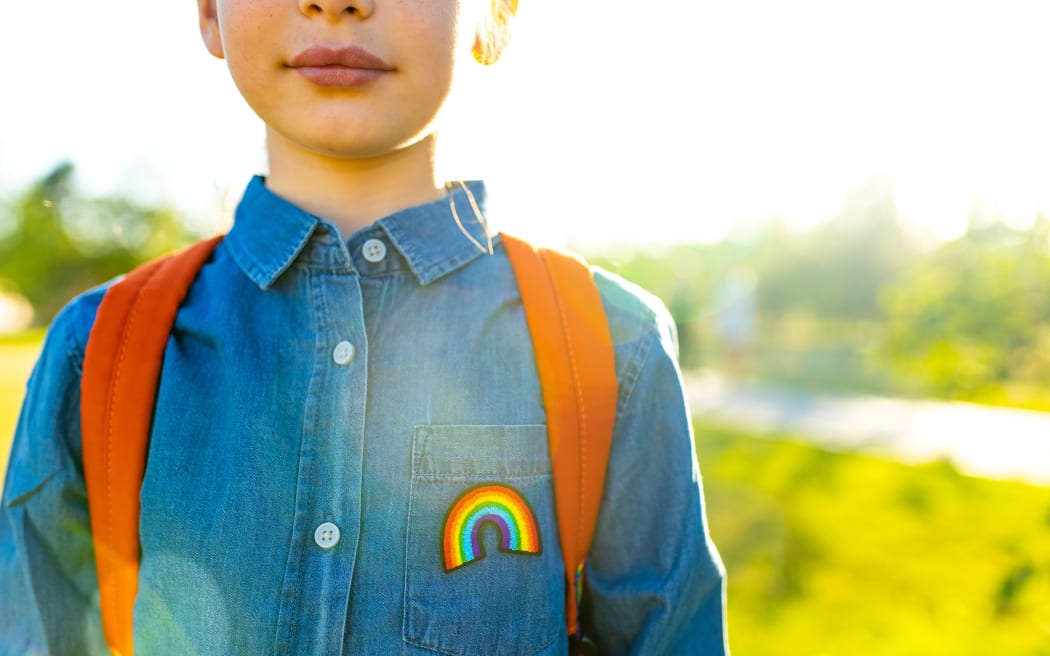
[1,1,1048,248]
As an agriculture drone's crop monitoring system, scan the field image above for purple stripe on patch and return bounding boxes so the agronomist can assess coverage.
[470,513,513,555]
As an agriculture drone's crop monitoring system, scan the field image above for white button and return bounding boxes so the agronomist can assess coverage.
[362,238,387,263]
[333,341,356,366]
[314,522,341,550]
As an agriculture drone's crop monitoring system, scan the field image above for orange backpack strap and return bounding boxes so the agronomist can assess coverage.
[81,235,223,656]
[501,233,619,639]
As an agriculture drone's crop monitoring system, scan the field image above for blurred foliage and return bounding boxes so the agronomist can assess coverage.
[588,175,1050,409]
[759,176,919,322]
[697,420,1050,655]
[587,176,920,395]
[587,239,767,370]
[0,162,196,326]
[0,334,41,478]
[881,217,1050,407]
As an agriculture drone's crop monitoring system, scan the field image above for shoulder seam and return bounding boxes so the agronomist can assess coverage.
[614,326,658,421]
[62,306,86,378]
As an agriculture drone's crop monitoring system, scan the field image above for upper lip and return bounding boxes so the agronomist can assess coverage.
[288,45,392,70]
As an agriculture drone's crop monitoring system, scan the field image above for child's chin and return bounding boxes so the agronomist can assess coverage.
[286,122,436,161]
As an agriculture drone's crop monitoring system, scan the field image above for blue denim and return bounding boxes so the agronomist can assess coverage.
[1,178,727,655]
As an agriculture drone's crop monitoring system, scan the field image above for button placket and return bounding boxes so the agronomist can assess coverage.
[275,265,367,654]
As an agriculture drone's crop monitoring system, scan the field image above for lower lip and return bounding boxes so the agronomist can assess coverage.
[293,66,386,87]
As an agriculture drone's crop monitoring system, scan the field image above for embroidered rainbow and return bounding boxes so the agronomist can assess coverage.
[443,483,542,571]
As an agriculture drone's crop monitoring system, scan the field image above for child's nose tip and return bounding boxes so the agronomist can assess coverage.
[299,0,374,20]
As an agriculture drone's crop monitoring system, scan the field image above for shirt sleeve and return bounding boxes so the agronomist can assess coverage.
[582,311,728,655]
[0,301,108,655]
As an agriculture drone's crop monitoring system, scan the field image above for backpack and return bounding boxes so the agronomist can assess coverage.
[80,233,618,656]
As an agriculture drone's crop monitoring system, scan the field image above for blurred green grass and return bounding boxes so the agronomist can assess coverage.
[1,331,42,478]
[697,420,1050,655]
[3,336,1049,653]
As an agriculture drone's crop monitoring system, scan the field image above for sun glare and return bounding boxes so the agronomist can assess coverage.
[0,1,1047,248]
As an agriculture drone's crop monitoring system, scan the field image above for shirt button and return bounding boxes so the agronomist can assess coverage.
[333,341,356,366]
[314,522,341,550]
[362,238,387,263]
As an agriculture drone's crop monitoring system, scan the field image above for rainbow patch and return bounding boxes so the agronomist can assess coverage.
[442,483,542,571]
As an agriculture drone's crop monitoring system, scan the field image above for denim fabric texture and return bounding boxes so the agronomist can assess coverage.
[0,177,728,655]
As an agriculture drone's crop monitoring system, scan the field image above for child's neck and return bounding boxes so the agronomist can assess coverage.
[264,130,446,238]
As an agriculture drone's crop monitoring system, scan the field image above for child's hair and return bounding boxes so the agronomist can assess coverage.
[473,0,518,65]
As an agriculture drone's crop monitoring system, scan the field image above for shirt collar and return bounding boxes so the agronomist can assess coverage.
[225,176,496,290]
[377,180,494,286]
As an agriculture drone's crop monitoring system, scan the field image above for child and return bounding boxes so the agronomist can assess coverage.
[0,0,727,653]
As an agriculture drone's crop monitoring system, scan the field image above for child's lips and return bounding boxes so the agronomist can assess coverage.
[293,66,386,87]
[288,45,393,88]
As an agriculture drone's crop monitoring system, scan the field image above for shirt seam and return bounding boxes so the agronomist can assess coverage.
[297,264,413,280]
[614,326,659,423]
[409,472,552,482]
[403,621,560,656]
[225,232,272,289]
[62,302,87,378]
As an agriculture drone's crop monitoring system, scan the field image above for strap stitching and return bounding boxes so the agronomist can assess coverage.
[101,259,165,608]
[539,250,588,565]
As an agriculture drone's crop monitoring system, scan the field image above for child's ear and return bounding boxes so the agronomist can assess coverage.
[197,0,225,59]
[472,0,518,66]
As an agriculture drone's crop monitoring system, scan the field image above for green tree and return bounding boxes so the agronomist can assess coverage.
[880,215,1050,399]
[0,162,196,325]
[757,175,918,322]
[585,240,765,368]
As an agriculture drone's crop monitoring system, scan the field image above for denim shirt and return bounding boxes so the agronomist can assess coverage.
[0,178,727,655]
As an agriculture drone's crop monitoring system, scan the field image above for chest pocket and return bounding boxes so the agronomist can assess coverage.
[404,425,565,656]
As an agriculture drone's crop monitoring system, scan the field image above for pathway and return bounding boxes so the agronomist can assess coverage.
[684,370,1050,487]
